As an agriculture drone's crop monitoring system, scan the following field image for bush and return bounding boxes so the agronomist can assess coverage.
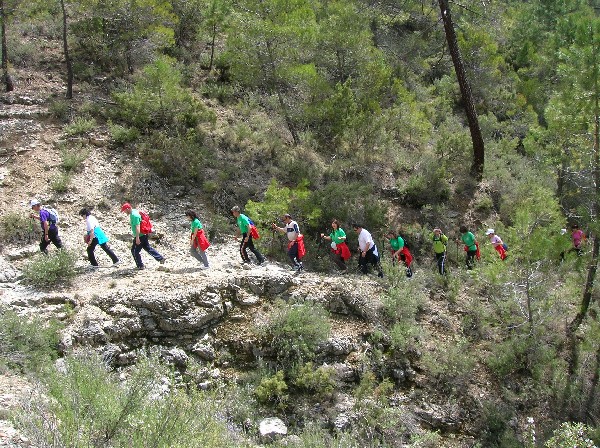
[255,370,289,408]
[50,172,72,193]
[0,212,36,244]
[48,98,71,122]
[422,338,475,393]
[60,144,89,172]
[16,353,240,448]
[108,121,140,146]
[292,362,335,396]
[545,422,597,448]
[399,160,451,208]
[23,250,78,287]
[0,306,62,374]
[64,116,97,136]
[261,301,331,370]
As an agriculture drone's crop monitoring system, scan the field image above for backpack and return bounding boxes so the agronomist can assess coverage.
[44,207,59,224]
[139,211,154,234]
[248,217,260,239]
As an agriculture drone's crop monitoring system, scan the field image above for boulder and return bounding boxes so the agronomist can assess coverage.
[259,417,288,441]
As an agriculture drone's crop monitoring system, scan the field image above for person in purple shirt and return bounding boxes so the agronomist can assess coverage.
[29,199,63,254]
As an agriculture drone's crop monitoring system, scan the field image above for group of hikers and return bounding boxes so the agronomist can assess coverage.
[28,199,587,276]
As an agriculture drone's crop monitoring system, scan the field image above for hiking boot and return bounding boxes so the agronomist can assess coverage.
[159,258,166,264]
[406,267,413,278]
[340,268,348,275]
[377,271,384,278]
[137,265,146,270]
[112,260,121,267]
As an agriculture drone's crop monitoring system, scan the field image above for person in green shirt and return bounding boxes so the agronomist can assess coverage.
[432,227,448,275]
[385,230,413,278]
[320,219,351,273]
[120,202,165,269]
[459,225,477,270]
[231,206,264,264]
[186,210,210,269]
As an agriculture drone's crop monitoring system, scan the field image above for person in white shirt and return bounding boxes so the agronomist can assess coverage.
[79,208,120,267]
[352,223,383,278]
[272,213,304,271]
[485,228,507,260]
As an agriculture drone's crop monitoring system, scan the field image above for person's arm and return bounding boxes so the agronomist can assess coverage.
[43,220,49,241]
[135,223,141,245]
[321,233,332,241]
[88,227,96,246]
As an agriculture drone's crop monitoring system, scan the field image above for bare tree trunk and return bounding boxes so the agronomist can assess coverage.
[209,23,216,72]
[60,0,73,99]
[0,0,14,92]
[438,0,484,181]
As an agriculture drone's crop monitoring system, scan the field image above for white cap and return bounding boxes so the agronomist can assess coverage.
[485,228,495,235]
[30,199,41,208]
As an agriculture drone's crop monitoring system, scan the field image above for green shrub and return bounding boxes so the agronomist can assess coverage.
[50,172,72,193]
[108,121,140,146]
[23,250,78,287]
[0,212,36,244]
[422,338,475,393]
[477,401,520,448]
[60,145,89,172]
[399,162,451,208]
[255,370,289,408]
[545,422,597,448]
[64,116,97,136]
[0,306,62,374]
[389,321,422,354]
[48,98,71,122]
[292,362,335,396]
[16,353,240,448]
[261,301,331,370]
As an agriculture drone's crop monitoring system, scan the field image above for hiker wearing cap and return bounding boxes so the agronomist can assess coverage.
[186,210,210,269]
[80,208,120,267]
[432,228,448,275]
[353,223,383,278]
[459,225,478,270]
[231,206,265,265]
[272,213,305,272]
[485,229,507,261]
[29,199,63,254]
[120,203,165,269]
[320,219,351,273]
[385,230,413,278]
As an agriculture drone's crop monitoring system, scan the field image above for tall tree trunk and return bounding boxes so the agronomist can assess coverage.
[0,0,14,92]
[60,0,73,99]
[209,23,216,72]
[438,0,484,180]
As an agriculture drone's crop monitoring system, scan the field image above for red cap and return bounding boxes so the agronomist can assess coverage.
[120,202,132,212]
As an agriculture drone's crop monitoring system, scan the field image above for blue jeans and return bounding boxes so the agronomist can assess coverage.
[131,234,163,268]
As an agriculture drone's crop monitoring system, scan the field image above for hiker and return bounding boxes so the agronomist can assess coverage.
[80,208,120,267]
[485,228,507,260]
[29,199,63,254]
[571,224,585,256]
[272,213,305,272]
[120,202,165,270]
[186,210,210,269]
[320,219,351,273]
[459,225,479,270]
[231,206,265,265]
[353,223,383,278]
[432,227,448,275]
[385,230,413,278]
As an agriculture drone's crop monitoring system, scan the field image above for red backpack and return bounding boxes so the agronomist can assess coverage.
[139,211,154,234]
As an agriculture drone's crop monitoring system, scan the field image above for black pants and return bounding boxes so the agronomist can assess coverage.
[131,234,163,268]
[40,227,63,254]
[288,241,301,267]
[466,250,477,270]
[240,233,264,263]
[87,238,119,266]
[359,246,383,276]
[435,252,446,275]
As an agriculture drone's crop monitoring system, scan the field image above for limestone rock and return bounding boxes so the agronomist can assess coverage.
[259,417,288,440]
